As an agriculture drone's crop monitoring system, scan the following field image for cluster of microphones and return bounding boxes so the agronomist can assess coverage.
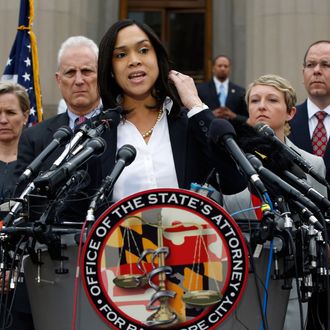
[1,106,136,229]
[209,119,330,230]
[209,118,330,306]
[1,112,330,311]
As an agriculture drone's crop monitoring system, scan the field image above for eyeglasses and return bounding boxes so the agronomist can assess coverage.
[303,60,330,70]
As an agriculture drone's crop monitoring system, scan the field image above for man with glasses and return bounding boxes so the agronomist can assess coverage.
[289,40,330,183]
[288,39,330,330]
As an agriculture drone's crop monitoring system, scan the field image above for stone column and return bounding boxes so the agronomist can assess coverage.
[212,0,247,87]
[245,0,330,102]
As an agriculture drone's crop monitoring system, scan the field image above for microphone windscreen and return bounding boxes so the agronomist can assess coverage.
[209,119,236,144]
[254,123,275,137]
[53,126,72,143]
[231,120,303,177]
[117,144,136,166]
[86,137,106,155]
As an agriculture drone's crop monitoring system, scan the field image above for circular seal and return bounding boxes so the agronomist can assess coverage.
[82,188,248,329]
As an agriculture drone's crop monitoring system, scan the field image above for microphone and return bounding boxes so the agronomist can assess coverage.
[255,123,329,188]
[3,181,35,226]
[291,200,324,231]
[18,126,72,183]
[50,123,90,170]
[209,119,267,196]
[33,137,106,196]
[50,107,122,170]
[89,144,137,209]
[282,170,330,212]
[246,153,323,230]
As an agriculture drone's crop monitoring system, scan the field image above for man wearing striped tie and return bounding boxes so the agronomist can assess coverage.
[289,40,330,184]
[288,39,330,330]
[15,36,102,183]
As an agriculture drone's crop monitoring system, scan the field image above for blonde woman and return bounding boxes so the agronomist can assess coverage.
[0,81,29,204]
[224,74,327,330]
[224,74,326,220]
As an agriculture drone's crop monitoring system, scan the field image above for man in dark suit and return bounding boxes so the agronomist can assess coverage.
[14,36,102,222]
[289,40,330,182]
[288,39,330,330]
[197,54,248,122]
[15,35,101,183]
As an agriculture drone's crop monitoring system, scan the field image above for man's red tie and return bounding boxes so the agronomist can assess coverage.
[312,111,328,157]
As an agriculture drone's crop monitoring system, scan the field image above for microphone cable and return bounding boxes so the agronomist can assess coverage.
[0,236,26,330]
[71,216,88,330]
[283,227,305,330]
[231,198,271,330]
[259,239,273,330]
[244,236,270,330]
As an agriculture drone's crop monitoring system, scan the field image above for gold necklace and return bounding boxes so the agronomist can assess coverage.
[142,109,163,139]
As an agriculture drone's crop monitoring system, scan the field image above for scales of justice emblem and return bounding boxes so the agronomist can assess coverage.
[82,189,248,329]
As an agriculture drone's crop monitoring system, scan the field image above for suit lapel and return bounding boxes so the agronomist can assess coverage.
[168,112,188,188]
[209,80,220,107]
[296,102,313,153]
[101,127,117,177]
[46,113,70,136]
[226,82,236,107]
[323,137,330,172]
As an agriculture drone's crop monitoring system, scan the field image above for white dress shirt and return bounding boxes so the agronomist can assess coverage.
[112,98,208,202]
[112,99,178,202]
[213,77,229,98]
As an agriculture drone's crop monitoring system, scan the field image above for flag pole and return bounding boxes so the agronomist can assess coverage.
[27,0,42,123]
[2,0,43,125]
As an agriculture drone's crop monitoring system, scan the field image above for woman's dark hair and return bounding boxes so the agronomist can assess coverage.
[98,19,181,116]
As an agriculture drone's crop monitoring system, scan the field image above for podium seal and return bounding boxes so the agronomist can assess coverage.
[82,188,248,329]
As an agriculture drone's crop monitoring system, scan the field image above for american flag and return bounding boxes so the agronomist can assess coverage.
[2,0,43,126]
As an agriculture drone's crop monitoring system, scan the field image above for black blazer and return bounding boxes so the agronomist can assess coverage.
[289,100,330,182]
[88,108,245,198]
[15,112,70,177]
[197,80,248,122]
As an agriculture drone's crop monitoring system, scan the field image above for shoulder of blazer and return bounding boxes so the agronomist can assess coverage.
[295,100,308,113]
[22,113,69,141]
[197,80,216,92]
[291,100,308,124]
[32,112,69,130]
[228,81,246,94]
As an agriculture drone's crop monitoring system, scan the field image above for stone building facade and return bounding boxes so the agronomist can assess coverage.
[1,0,330,118]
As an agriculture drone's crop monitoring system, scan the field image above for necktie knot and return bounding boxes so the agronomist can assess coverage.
[315,111,327,121]
[75,116,87,126]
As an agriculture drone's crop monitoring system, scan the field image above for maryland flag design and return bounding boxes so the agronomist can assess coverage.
[99,207,228,323]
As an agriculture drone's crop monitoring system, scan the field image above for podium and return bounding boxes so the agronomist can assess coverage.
[23,189,291,329]
[24,238,109,330]
[220,247,290,329]
[24,238,290,330]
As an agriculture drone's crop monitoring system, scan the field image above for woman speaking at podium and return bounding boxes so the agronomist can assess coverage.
[92,19,245,204]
